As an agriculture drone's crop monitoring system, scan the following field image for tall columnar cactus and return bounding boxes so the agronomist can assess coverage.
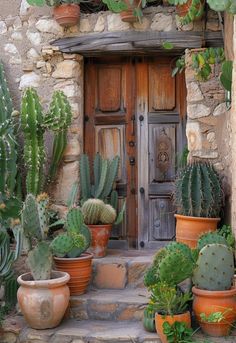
[193,243,234,291]
[175,162,224,218]
[50,208,91,258]
[81,198,117,225]
[21,88,45,195]
[0,62,18,195]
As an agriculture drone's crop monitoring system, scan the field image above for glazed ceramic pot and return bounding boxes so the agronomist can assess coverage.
[53,4,80,27]
[54,252,93,295]
[120,0,141,23]
[175,214,220,248]
[192,286,236,337]
[17,271,70,329]
[88,224,112,258]
[155,311,191,343]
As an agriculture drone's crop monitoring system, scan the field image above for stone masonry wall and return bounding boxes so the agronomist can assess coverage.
[0,0,221,205]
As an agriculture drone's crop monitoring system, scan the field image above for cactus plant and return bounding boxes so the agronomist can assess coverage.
[144,248,168,287]
[27,241,52,280]
[100,204,117,224]
[166,242,192,260]
[50,208,91,258]
[175,162,223,218]
[197,232,228,251]
[192,243,234,291]
[81,198,118,225]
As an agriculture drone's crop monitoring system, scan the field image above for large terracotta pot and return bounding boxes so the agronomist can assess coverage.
[53,4,80,27]
[176,0,205,20]
[54,252,93,295]
[155,311,191,343]
[88,224,112,258]
[192,286,236,337]
[175,214,220,248]
[17,271,70,329]
[120,0,141,23]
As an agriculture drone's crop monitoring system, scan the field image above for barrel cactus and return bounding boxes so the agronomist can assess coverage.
[82,198,117,225]
[175,162,224,218]
[193,243,234,291]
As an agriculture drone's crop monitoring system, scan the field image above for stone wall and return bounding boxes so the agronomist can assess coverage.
[0,0,221,204]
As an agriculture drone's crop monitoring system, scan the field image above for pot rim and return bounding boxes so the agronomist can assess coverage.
[192,286,236,297]
[174,214,220,222]
[54,3,80,8]
[87,224,113,228]
[17,270,70,288]
[155,310,190,319]
[53,251,93,262]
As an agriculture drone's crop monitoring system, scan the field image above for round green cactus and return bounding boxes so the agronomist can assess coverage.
[50,234,74,257]
[100,204,117,224]
[82,198,104,225]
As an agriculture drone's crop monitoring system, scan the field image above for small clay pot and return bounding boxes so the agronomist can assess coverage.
[54,252,93,295]
[17,271,70,329]
[155,311,191,343]
[53,4,80,27]
[120,0,141,23]
[176,0,205,20]
[192,286,236,337]
[175,214,220,248]
[88,224,112,258]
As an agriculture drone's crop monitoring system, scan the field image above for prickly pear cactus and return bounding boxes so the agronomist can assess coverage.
[144,248,168,288]
[22,194,44,241]
[81,198,104,225]
[193,243,234,291]
[100,204,117,224]
[166,242,192,260]
[159,251,194,286]
[66,207,83,234]
[50,234,74,257]
[197,232,228,251]
[27,241,52,280]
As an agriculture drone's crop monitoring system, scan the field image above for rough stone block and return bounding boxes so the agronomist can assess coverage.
[52,61,80,79]
[93,262,127,289]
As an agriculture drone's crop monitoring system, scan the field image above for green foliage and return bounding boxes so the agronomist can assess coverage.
[220,60,233,92]
[197,231,228,251]
[143,305,156,333]
[193,243,234,291]
[102,0,128,12]
[149,282,192,316]
[175,162,224,218]
[163,321,193,343]
[200,311,226,323]
[162,41,174,50]
[50,208,91,258]
[27,241,52,280]
[172,56,186,77]
[207,0,236,14]
[26,0,82,6]
[218,224,235,249]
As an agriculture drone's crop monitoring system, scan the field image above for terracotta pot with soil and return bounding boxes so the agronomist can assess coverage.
[120,0,142,23]
[54,252,93,295]
[88,224,112,258]
[192,286,236,337]
[175,214,219,248]
[155,312,191,343]
[17,271,70,330]
[53,4,80,27]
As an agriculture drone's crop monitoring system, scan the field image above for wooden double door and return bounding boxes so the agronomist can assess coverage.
[84,56,186,249]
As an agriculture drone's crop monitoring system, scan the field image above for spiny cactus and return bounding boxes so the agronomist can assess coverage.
[197,231,228,251]
[193,243,234,291]
[80,153,119,202]
[144,248,168,288]
[100,204,117,224]
[21,88,45,195]
[27,241,52,280]
[175,162,223,218]
[82,199,105,225]
[51,208,91,258]
[166,242,192,260]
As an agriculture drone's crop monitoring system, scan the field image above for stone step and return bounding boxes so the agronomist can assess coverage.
[91,249,155,290]
[18,319,160,343]
[70,288,149,321]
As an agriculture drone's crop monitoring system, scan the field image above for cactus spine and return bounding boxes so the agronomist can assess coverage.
[197,231,228,251]
[50,208,91,258]
[82,199,117,225]
[193,243,234,291]
[100,204,117,224]
[27,241,52,281]
[175,162,223,218]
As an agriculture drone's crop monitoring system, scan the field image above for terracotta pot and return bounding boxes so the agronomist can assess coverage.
[176,0,205,20]
[17,271,70,329]
[120,0,141,23]
[53,4,80,27]
[155,311,191,343]
[54,252,93,295]
[88,224,112,258]
[175,214,220,248]
[192,286,236,337]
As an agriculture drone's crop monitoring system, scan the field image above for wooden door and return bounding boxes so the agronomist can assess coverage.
[84,56,186,249]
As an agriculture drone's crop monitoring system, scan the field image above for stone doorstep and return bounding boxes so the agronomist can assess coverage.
[69,288,149,321]
[91,250,155,290]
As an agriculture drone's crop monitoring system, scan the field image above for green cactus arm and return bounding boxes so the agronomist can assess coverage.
[189,163,201,217]
[0,62,13,123]
[100,156,119,199]
[4,277,18,306]
[80,154,91,200]
[67,224,91,258]
[200,164,213,217]
[50,234,74,257]
[0,137,7,192]
[22,194,44,242]
[176,166,191,215]
[114,200,126,226]
[27,241,52,280]
[95,159,109,199]
[94,153,102,193]
[6,133,18,194]
[207,164,223,217]
[67,182,79,208]
[48,129,67,182]
[110,190,118,211]
[66,207,84,234]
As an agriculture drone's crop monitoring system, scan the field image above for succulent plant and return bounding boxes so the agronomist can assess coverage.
[81,198,117,225]
[165,242,192,260]
[26,0,82,6]
[175,162,224,218]
[50,208,91,258]
[144,249,168,288]
[197,231,228,251]
[100,204,117,224]
[27,241,52,280]
[207,0,236,14]
[192,243,234,291]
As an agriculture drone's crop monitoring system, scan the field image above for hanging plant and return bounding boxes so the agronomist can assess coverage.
[168,0,205,25]
[102,0,146,22]
[207,0,236,14]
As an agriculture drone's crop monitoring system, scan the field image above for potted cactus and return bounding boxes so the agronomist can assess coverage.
[174,162,224,248]
[17,194,70,330]
[26,0,82,27]
[79,154,125,257]
[51,207,93,295]
[192,242,236,337]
